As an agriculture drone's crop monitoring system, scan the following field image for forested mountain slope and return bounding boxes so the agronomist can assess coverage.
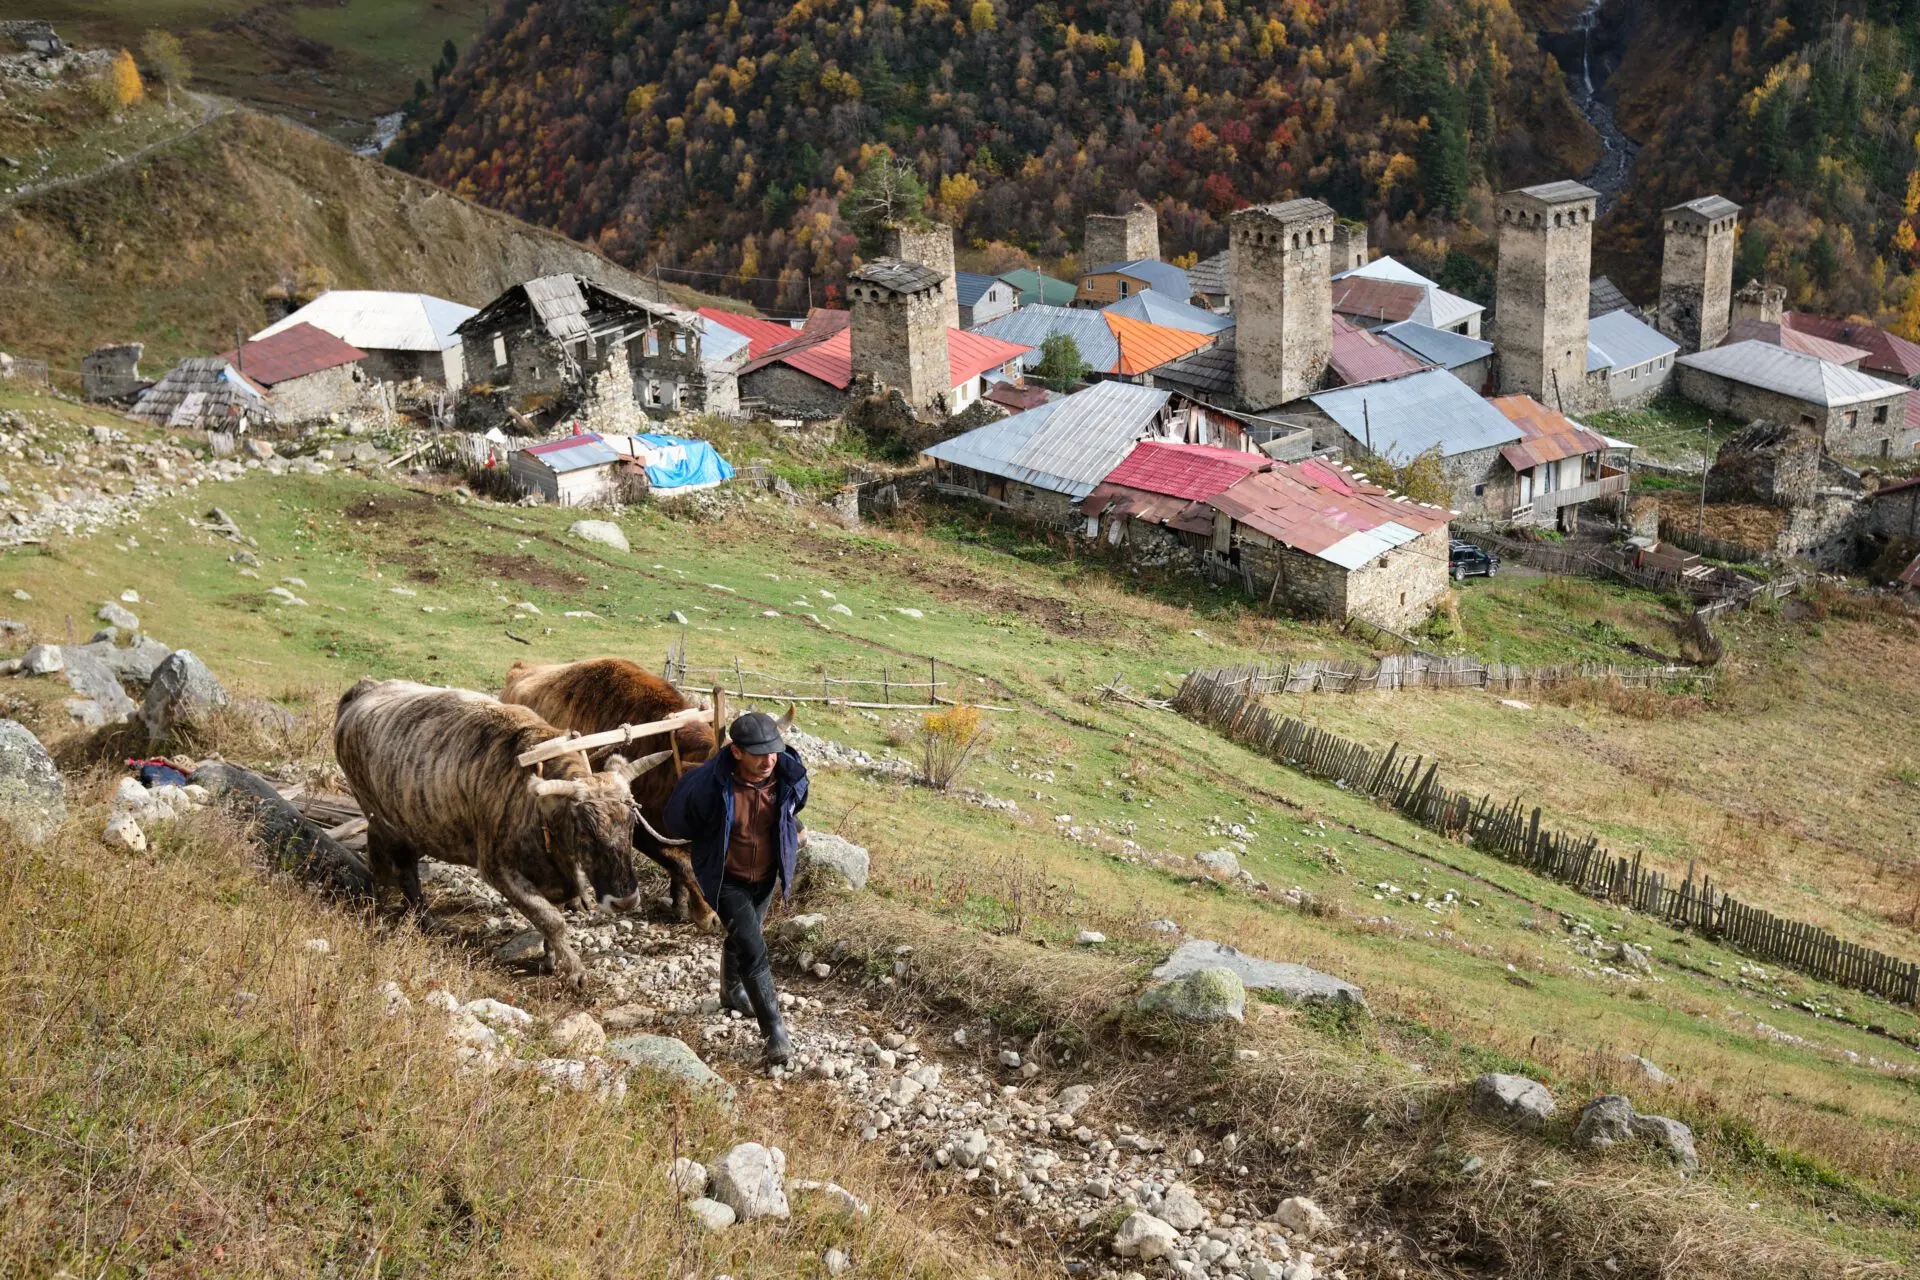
[395,0,1598,311]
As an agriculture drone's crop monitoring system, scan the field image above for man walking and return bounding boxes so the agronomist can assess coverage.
[666,709,808,1065]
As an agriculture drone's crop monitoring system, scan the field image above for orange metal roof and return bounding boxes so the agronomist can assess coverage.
[1490,395,1611,470]
[1102,312,1215,376]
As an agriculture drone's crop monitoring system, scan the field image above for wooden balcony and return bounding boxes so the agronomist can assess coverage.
[1512,468,1630,524]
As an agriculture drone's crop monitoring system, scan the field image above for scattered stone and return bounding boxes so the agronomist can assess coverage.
[568,519,630,553]
[303,938,332,955]
[97,601,138,630]
[141,650,228,741]
[685,1197,736,1232]
[600,1003,657,1031]
[494,929,547,965]
[1158,1183,1207,1230]
[798,832,870,893]
[21,643,63,675]
[606,1034,727,1092]
[101,814,145,851]
[1623,1054,1672,1084]
[1574,1096,1698,1171]
[550,1011,607,1056]
[462,998,533,1032]
[0,720,65,844]
[1112,1211,1179,1260]
[1630,1113,1700,1172]
[377,982,411,1016]
[1153,940,1365,1009]
[59,649,136,722]
[1472,1073,1557,1130]
[830,602,854,617]
[709,1142,790,1221]
[1052,1084,1095,1117]
[1613,942,1653,973]
[1136,966,1246,1023]
[1274,1196,1330,1238]
[668,1157,709,1198]
[823,1247,850,1275]
[1195,848,1241,876]
[267,586,308,607]
[894,607,923,619]
[1074,930,1107,945]
[668,610,690,625]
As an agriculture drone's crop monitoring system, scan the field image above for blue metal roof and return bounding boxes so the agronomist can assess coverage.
[1378,321,1493,371]
[1105,291,1234,336]
[921,380,1172,498]
[973,305,1120,375]
[1088,259,1193,299]
[1308,369,1521,463]
[955,271,1003,308]
[1588,308,1679,372]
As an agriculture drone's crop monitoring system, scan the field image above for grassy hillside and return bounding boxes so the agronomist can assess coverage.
[0,96,728,375]
[2,387,1917,1274]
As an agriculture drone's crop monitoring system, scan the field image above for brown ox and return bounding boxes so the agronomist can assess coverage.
[502,658,720,928]
[334,678,655,987]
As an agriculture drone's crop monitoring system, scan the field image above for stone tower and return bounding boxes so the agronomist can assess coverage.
[1329,221,1368,276]
[848,259,952,413]
[1230,199,1335,410]
[1731,277,1786,327]
[1658,196,1740,354]
[1084,202,1161,268]
[1494,180,1599,407]
[881,221,959,330]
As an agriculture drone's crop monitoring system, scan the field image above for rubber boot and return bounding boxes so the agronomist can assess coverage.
[719,946,753,1017]
[745,966,792,1066]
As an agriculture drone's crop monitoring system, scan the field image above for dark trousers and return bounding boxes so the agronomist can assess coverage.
[716,874,777,983]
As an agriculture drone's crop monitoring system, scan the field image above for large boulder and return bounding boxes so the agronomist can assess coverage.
[59,649,137,722]
[1157,1183,1207,1231]
[21,644,63,676]
[1630,1113,1700,1173]
[798,832,870,893]
[709,1142,790,1221]
[97,601,139,631]
[1471,1073,1557,1130]
[568,519,630,553]
[1152,939,1366,1010]
[141,649,228,741]
[606,1034,727,1093]
[1574,1096,1698,1173]
[1112,1211,1179,1260]
[1137,966,1246,1023]
[74,634,171,687]
[0,720,65,844]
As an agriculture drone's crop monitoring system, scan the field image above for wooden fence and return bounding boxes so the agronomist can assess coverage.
[1171,667,1919,1006]
[1658,518,1772,566]
[1198,654,1704,697]
[663,648,1015,712]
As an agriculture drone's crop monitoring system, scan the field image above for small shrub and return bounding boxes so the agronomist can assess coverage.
[919,703,987,790]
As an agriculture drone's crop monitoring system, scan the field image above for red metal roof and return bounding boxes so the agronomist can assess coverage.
[698,308,803,360]
[1331,276,1425,325]
[949,328,1032,385]
[1783,312,1920,381]
[742,326,1031,393]
[1721,318,1871,366]
[800,308,850,339]
[1099,440,1268,501]
[1907,390,1920,433]
[1491,395,1610,471]
[1330,314,1428,386]
[1207,459,1449,559]
[217,322,365,387]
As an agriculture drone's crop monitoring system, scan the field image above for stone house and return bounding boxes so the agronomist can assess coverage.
[734,307,1027,420]
[1869,475,1920,540]
[1302,367,1524,518]
[1718,318,1872,368]
[216,323,368,425]
[129,358,272,430]
[1486,395,1632,531]
[1204,458,1452,632]
[1676,340,1915,459]
[1587,309,1679,409]
[1332,256,1484,337]
[251,291,478,387]
[81,344,144,402]
[1078,440,1270,564]
[956,272,1018,329]
[1781,313,1920,386]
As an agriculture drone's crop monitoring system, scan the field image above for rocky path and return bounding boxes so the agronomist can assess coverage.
[0,92,232,209]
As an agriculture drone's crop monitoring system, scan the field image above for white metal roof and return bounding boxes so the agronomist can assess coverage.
[1379,321,1493,370]
[252,290,477,353]
[1308,368,1521,462]
[1335,257,1483,332]
[922,380,1171,498]
[1320,521,1422,571]
[1677,340,1909,407]
[1589,309,1678,372]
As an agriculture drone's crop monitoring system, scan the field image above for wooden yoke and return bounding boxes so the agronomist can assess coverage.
[516,706,713,769]
[712,686,727,747]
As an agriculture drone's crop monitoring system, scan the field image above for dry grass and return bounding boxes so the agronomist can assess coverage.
[0,788,1036,1279]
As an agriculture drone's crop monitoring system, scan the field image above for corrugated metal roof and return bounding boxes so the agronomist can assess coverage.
[252,290,477,352]
[1379,321,1493,371]
[740,325,1027,392]
[949,328,1033,384]
[523,274,594,341]
[1330,315,1428,386]
[1086,259,1193,298]
[1308,369,1522,462]
[1186,249,1231,297]
[1720,318,1870,365]
[1782,312,1920,380]
[1677,340,1909,407]
[922,380,1171,498]
[1335,257,1483,331]
[699,308,802,359]
[524,431,622,473]
[997,269,1079,307]
[955,271,1002,307]
[1105,312,1215,375]
[1207,458,1449,568]
[1588,276,1633,318]
[1491,395,1610,470]
[1097,440,1267,500]
[1331,276,1423,325]
[1105,291,1234,335]
[852,259,947,294]
[218,322,365,387]
[1589,308,1678,372]
[1152,333,1238,397]
[974,306,1121,375]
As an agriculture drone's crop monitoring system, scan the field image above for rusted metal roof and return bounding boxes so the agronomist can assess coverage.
[1331,276,1425,326]
[218,322,365,387]
[1491,395,1610,470]
[984,382,1051,411]
[1782,312,1920,381]
[1330,315,1428,386]
[1207,459,1450,569]
[1721,318,1870,366]
[1098,440,1267,501]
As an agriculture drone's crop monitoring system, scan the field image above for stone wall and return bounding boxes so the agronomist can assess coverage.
[850,281,950,412]
[356,348,449,386]
[269,364,366,424]
[1675,366,1914,458]
[1330,221,1368,275]
[738,363,850,420]
[1603,355,1676,409]
[1231,200,1334,410]
[1343,526,1450,631]
[1869,483,1920,538]
[1495,189,1596,405]
[1438,444,1510,519]
[1084,203,1160,269]
[81,343,143,401]
[1776,492,1867,567]
[882,223,960,329]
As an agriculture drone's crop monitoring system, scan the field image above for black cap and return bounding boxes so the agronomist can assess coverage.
[729,711,786,755]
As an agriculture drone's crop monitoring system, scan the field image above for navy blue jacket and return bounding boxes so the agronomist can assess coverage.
[665,747,809,908]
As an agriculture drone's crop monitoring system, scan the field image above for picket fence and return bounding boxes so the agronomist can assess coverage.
[1200,654,1702,697]
[1172,667,1920,1006]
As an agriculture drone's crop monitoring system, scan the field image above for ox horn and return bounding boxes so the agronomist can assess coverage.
[607,749,674,783]
[634,809,691,847]
[776,702,797,734]
[531,777,586,799]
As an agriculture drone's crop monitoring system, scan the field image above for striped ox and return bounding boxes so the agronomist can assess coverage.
[334,678,661,987]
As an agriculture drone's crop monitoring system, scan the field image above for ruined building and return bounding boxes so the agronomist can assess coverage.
[1731,279,1786,327]
[1330,221,1368,276]
[882,222,960,330]
[81,343,144,402]
[1231,199,1334,410]
[1494,181,1599,410]
[1084,203,1161,270]
[1658,196,1739,354]
[848,259,952,413]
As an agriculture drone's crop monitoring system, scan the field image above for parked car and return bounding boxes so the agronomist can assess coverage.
[1449,540,1499,581]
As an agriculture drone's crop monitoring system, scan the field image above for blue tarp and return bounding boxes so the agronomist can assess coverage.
[627,433,735,492]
